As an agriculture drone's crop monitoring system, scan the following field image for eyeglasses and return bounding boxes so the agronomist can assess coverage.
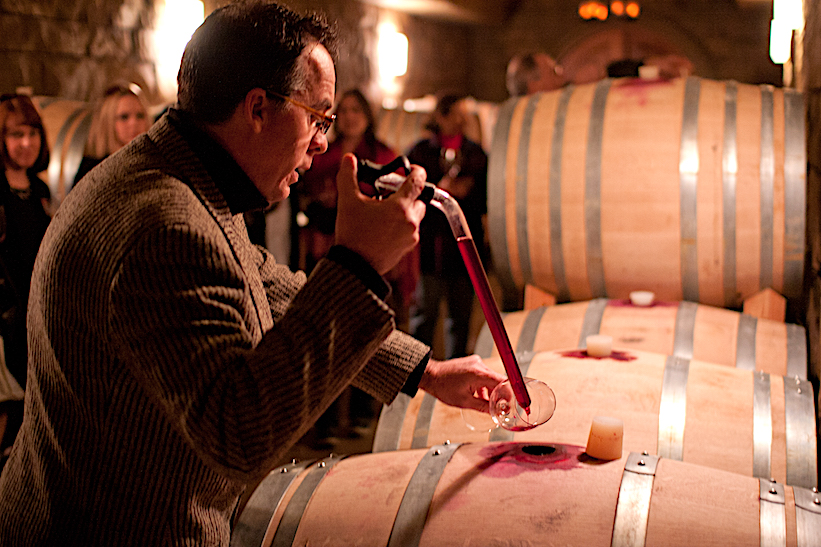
[266,91,335,135]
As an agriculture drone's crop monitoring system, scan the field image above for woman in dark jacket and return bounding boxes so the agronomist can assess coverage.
[0,94,52,389]
[407,94,488,359]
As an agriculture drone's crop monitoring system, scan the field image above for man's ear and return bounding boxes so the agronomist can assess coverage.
[243,88,268,133]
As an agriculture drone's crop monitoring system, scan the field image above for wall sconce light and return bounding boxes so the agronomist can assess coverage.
[769,0,802,64]
[377,22,408,108]
[378,24,409,80]
[154,0,205,102]
[773,0,803,30]
[769,19,793,64]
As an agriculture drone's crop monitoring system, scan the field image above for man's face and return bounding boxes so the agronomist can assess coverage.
[254,44,336,203]
[530,53,566,93]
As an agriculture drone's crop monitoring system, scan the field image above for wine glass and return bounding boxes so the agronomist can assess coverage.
[463,377,556,433]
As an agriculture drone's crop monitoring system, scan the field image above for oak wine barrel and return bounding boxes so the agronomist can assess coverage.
[474,298,807,377]
[231,442,821,547]
[32,97,92,204]
[488,77,806,309]
[374,348,818,488]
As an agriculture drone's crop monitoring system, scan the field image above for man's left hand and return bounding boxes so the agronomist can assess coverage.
[418,356,506,413]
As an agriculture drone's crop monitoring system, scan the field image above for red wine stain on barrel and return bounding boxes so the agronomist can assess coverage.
[606,298,678,308]
[614,77,675,106]
[476,443,586,478]
[559,349,637,361]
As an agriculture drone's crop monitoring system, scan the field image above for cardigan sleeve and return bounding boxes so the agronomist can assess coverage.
[256,244,430,404]
[109,221,399,481]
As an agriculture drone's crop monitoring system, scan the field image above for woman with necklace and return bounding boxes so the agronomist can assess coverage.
[0,94,52,390]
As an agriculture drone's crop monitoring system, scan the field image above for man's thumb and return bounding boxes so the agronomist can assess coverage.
[335,154,360,204]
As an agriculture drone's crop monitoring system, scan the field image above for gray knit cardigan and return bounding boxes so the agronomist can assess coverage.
[0,115,429,546]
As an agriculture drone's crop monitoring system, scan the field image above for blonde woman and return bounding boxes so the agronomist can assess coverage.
[74,83,150,184]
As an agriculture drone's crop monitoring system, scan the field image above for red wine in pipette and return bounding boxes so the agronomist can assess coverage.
[356,156,532,412]
[457,236,531,412]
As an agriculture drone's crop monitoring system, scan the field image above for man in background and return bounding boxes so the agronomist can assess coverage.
[506,52,568,96]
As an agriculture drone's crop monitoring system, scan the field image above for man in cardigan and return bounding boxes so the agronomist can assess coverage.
[0,2,505,545]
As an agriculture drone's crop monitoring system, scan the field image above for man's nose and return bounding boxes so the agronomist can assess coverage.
[311,130,329,155]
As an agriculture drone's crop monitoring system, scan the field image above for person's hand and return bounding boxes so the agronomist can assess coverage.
[417,355,506,413]
[335,154,428,275]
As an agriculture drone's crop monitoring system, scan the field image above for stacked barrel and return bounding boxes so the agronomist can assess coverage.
[31,96,93,205]
[233,443,821,546]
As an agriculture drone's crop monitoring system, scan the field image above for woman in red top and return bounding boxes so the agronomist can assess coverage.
[299,90,394,266]
[298,89,420,442]
[299,89,418,328]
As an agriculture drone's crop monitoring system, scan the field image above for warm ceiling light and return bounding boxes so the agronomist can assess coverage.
[610,1,625,16]
[773,0,804,30]
[625,2,640,18]
[579,1,608,20]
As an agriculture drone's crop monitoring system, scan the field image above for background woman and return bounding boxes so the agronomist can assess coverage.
[73,83,150,184]
[299,90,395,265]
[298,89,419,444]
[0,94,51,387]
[0,94,51,466]
[407,93,488,360]
[299,88,419,329]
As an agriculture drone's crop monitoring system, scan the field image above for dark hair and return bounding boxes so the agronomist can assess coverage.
[0,95,50,173]
[506,53,540,97]
[177,0,339,124]
[424,93,465,134]
[334,89,378,147]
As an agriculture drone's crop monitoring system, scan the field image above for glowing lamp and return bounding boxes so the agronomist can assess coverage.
[154,0,205,101]
[773,0,804,30]
[769,19,792,64]
[378,25,409,79]
[610,1,625,16]
[625,2,640,18]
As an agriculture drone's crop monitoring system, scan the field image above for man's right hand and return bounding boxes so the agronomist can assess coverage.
[334,154,427,275]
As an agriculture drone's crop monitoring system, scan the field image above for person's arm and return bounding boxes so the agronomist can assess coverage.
[110,205,397,484]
